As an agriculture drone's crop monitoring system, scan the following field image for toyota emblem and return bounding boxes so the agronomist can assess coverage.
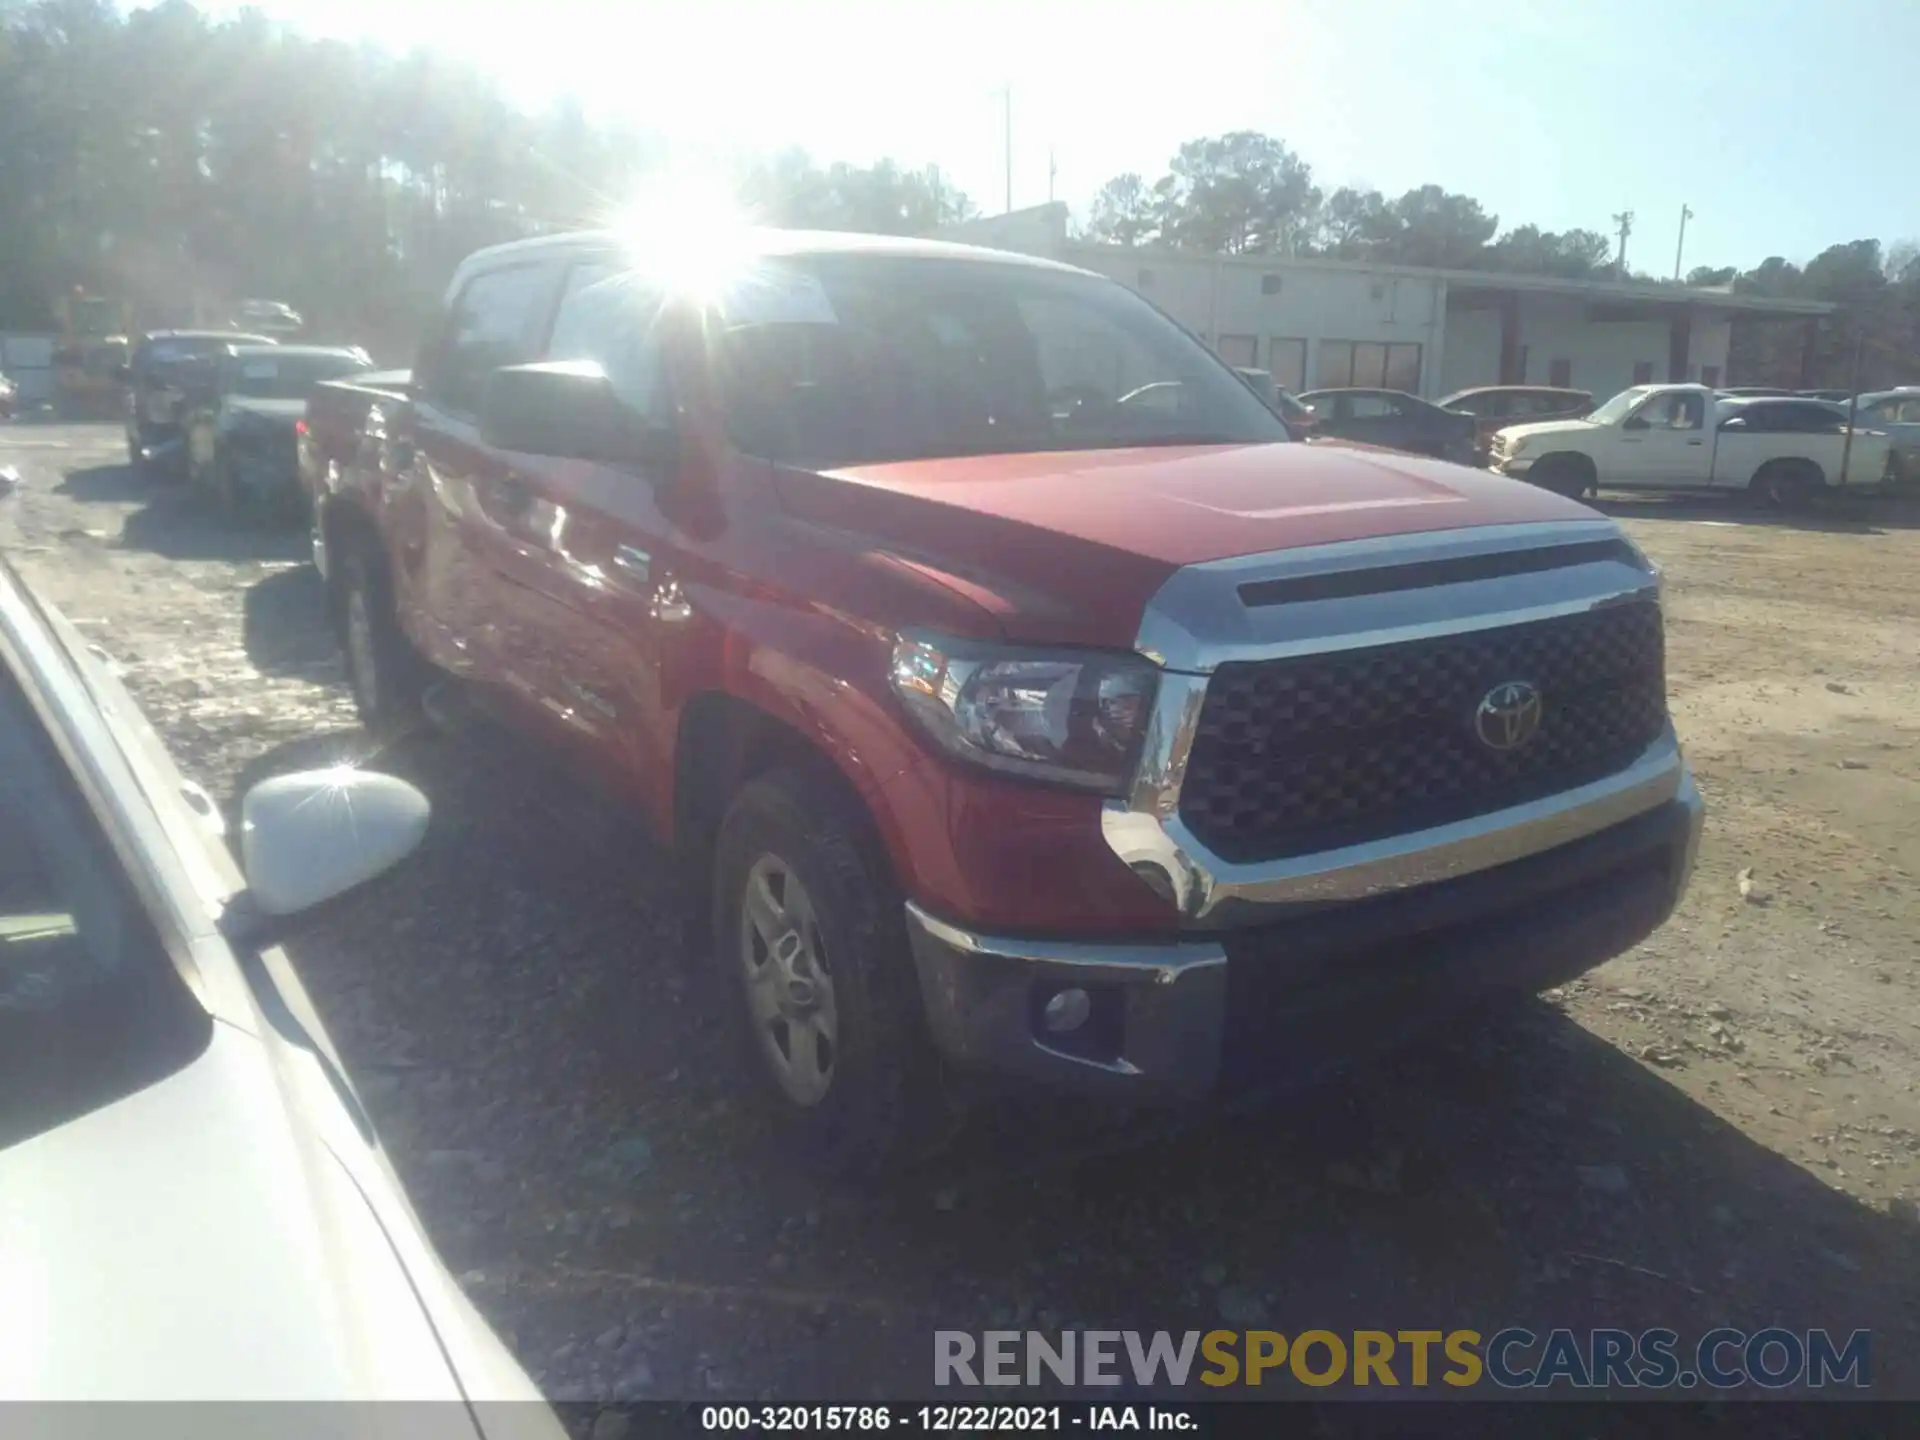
[1475,681,1543,751]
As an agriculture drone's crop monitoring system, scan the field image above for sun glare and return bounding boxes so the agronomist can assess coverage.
[608,170,763,308]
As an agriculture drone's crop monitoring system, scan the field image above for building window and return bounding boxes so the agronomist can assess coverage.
[1268,337,1307,391]
[1702,365,1721,388]
[1216,334,1257,368]
[1383,343,1422,393]
[1549,358,1572,389]
[1260,274,1283,296]
[1632,361,1655,384]
[1317,338,1422,390]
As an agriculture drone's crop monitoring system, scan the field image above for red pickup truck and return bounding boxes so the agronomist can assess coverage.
[305,230,1704,1169]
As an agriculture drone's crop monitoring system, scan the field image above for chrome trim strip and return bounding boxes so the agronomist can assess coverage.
[1104,729,1686,923]
[1105,521,1681,924]
[904,900,1226,982]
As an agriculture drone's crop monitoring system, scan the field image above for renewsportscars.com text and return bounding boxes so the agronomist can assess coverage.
[934,1327,1871,1391]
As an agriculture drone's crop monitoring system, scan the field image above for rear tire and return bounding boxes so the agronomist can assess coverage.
[338,541,426,741]
[711,766,938,1175]
[1749,459,1822,512]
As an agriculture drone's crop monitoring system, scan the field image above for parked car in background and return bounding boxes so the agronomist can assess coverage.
[300,368,414,522]
[1852,388,1920,482]
[1231,367,1318,432]
[0,552,562,1424]
[1440,385,1594,462]
[233,298,305,337]
[122,330,278,472]
[310,228,1701,1170]
[1717,385,1797,398]
[183,344,372,520]
[1489,384,1894,505]
[0,371,16,420]
[1295,386,1479,463]
[1797,388,1856,403]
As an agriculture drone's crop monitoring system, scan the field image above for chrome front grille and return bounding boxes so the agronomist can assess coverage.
[1178,600,1667,863]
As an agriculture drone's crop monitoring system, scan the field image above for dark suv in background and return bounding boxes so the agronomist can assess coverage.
[122,329,277,471]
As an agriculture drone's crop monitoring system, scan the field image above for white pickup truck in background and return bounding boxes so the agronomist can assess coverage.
[1489,385,1895,506]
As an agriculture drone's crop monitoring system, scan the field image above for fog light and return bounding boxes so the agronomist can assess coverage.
[1042,987,1092,1034]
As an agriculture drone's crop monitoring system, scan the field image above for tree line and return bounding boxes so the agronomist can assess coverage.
[0,0,974,359]
[2,1,1915,387]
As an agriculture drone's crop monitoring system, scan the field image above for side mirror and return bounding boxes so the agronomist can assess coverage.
[1622,415,1651,431]
[479,360,679,469]
[239,768,429,918]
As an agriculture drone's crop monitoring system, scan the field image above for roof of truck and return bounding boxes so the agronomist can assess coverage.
[458,227,1092,279]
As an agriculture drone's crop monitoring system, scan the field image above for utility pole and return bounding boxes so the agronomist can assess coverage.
[1673,204,1693,281]
[1048,149,1056,205]
[1612,209,1635,279]
[1002,86,1013,214]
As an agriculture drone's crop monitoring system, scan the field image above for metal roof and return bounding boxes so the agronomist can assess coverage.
[1058,242,1834,316]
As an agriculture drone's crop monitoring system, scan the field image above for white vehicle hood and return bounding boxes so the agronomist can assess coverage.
[1495,417,1596,445]
[0,1022,467,1405]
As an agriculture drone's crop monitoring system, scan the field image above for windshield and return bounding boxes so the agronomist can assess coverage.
[225,353,366,399]
[705,255,1292,468]
[0,666,210,1151]
[1585,387,1653,426]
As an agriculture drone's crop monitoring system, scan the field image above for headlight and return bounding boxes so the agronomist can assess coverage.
[1503,435,1529,457]
[889,632,1159,794]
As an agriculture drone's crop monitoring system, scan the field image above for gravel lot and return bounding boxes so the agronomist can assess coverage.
[6,423,1920,1410]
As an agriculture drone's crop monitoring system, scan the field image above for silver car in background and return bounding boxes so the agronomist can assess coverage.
[0,553,561,1435]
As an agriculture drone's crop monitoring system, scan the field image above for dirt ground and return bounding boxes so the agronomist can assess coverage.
[5,424,1919,1411]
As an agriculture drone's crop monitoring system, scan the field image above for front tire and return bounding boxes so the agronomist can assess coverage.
[338,542,425,740]
[1529,454,1595,500]
[711,767,936,1174]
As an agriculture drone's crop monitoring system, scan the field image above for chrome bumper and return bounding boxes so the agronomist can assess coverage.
[907,776,1703,1099]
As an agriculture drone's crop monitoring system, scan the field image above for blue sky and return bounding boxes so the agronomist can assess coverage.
[194,0,1918,272]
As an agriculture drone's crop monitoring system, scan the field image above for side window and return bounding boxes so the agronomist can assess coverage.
[421,263,556,417]
[545,262,674,424]
[1347,393,1398,419]
[1450,394,1490,417]
[1779,403,1843,433]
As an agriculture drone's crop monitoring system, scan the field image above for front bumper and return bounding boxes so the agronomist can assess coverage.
[906,769,1703,1100]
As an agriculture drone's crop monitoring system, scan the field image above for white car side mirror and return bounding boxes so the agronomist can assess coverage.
[240,768,429,918]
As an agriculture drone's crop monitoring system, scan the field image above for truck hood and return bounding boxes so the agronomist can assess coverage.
[0,1025,467,1403]
[775,442,1596,648]
[1496,417,1597,445]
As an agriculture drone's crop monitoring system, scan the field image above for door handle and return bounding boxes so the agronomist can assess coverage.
[1686,438,1704,445]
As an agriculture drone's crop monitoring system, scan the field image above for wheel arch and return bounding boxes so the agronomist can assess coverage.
[672,691,909,942]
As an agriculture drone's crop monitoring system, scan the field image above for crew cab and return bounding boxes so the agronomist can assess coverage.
[1488,384,1894,505]
[310,229,1704,1169]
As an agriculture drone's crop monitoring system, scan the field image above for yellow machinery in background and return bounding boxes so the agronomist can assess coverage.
[52,289,135,420]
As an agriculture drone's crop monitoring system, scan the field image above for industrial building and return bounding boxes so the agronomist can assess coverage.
[936,205,1832,402]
